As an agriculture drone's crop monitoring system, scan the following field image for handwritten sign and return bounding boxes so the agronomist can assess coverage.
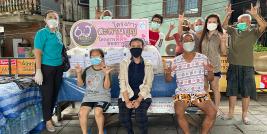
[0,59,9,75]
[104,48,127,65]
[16,59,35,75]
[70,19,149,47]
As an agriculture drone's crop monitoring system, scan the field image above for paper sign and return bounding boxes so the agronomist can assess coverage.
[70,19,149,47]
[11,59,35,75]
[69,55,86,69]
[104,48,127,65]
[0,59,9,75]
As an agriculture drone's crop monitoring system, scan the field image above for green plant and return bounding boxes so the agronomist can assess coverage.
[254,43,267,52]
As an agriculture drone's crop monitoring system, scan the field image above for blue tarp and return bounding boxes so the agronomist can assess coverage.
[57,74,177,103]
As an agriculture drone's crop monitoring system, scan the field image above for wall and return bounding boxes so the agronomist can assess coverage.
[2,23,43,57]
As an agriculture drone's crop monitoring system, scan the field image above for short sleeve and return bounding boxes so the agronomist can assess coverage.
[226,26,236,35]
[173,33,180,42]
[34,30,45,51]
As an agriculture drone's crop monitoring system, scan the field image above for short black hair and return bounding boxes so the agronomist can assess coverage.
[90,48,105,58]
[129,38,144,47]
[44,10,58,18]
[151,14,163,24]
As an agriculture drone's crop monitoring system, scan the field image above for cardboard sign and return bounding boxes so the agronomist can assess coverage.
[70,19,149,47]
[0,59,9,75]
[15,59,35,75]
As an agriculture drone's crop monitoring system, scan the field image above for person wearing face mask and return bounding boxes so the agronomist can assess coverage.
[222,4,267,125]
[34,10,64,132]
[75,49,112,134]
[149,14,165,54]
[193,18,205,51]
[199,14,227,114]
[165,13,193,56]
[94,6,113,20]
[118,38,154,134]
[165,33,217,134]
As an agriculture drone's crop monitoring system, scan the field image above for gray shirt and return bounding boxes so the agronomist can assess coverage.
[82,67,111,103]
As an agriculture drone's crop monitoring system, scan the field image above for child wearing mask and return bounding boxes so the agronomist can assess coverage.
[76,48,112,134]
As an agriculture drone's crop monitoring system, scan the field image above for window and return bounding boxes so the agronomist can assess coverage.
[163,0,180,18]
[163,0,202,18]
[103,0,131,19]
[182,0,202,17]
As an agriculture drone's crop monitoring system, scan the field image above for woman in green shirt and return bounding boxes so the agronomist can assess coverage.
[34,10,63,132]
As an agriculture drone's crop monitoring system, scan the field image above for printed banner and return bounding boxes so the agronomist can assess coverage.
[70,19,149,47]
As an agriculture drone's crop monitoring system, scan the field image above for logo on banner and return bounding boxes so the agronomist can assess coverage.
[71,21,97,47]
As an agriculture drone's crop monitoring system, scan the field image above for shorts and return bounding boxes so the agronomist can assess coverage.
[173,93,211,106]
[214,72,221,78]
[226,64,257,99]
[81,101,111,112]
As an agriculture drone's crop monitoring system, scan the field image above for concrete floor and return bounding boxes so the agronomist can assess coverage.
[41,94,267,134]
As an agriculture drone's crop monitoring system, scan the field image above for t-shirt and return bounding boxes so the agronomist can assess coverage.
[171,53,208,95]
[149,30,160,46]
[34,27,63,66]
[128,59,145,99]
[227,26,261,67]
[82,66,111,103]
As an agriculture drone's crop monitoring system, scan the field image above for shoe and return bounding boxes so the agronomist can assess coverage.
[46,122,56,132]
[52,120,62,127]
[243,117,250,125]
[222,114,234,120]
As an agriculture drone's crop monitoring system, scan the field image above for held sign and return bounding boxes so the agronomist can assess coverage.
[70,19,149,48]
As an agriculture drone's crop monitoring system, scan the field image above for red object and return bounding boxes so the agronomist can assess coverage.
[261,75,267,88]
[149,30,160,46]
[173,33,184,55]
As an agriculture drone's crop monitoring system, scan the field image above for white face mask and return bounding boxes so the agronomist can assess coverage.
[46,19,59,28]
[102,16,112,20]
[207,23,218,31]
[183,42,195,52]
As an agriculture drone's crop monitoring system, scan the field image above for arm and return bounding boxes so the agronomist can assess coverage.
[165,24,175,41]
[222,4,234,30]
[34,49,42,70]
[119,61,129,102]
[164,67,173,82]
[139,64,154,99]
[103,73,111,90]
[219,33,228,56]
[77,72,84,87]
[247,4,267,34]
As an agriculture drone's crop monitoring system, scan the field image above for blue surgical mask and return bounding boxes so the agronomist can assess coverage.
[90,57,102,65]
[102,16,112,20]
[237,23,248,31]
[194,25,203,33]
[150,22,161,30]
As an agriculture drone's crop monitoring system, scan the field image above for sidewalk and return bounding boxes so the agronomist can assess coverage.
[41,94,267,134]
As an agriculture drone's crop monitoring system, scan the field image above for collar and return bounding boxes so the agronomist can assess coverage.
[45,26,58,34]
[130,56,144,64]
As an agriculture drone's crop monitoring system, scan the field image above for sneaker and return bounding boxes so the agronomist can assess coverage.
[52,120,62,127]
[46,122,56,132]
[243,117,250,125]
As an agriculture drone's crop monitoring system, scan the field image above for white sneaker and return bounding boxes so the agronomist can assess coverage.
[52,120,62,127]
[46,122,56,132]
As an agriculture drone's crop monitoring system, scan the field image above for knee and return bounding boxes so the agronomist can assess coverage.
[207,107,217,119]
[94,108,103,118]
[79,107,89,117]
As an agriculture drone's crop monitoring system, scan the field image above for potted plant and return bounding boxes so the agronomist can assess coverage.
[253,43,267,74]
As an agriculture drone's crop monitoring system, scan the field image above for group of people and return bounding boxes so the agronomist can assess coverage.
[33,3,267,134]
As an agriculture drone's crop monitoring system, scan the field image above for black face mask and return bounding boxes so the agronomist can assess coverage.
[130,48,142,58]
[182,26,190,31]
